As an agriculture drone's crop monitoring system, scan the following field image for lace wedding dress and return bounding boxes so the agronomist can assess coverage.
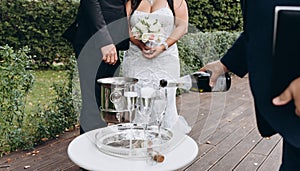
[122,6,191,134]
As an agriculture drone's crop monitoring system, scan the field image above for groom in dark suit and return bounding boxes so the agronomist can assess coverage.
[201,1,300,170]
[63,0,129,134]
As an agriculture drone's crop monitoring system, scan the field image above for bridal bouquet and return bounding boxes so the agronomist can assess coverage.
[131,16,163,47]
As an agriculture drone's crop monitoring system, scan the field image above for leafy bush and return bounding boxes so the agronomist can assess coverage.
[0,45,78,156]
[0,0,242,69]
[32,69,78,142]
[178,31,240,75]
[0,45,35,154]
[0,0,78,69]
[187,0,243,32]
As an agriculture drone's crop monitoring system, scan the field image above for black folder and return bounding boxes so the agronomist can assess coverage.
[272,6,300,95]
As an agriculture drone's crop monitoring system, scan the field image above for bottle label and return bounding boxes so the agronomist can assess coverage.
[190,72,231,92]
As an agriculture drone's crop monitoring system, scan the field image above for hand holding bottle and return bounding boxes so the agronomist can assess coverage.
[199,60,229,87]
[159,69,231,92]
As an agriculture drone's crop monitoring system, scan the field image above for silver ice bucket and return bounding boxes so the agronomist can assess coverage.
[97,77,138,124]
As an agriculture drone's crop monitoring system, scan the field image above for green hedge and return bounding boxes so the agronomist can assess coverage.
[0,0,78,69]
[0,45,78,156]
[178,31,240,75]
[187,0,243,32]
[0,0,242,69]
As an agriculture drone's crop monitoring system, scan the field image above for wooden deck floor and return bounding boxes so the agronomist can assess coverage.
[0,76,282,171]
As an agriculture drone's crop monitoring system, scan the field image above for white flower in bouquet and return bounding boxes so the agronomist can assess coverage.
[131,16,163,45]
[141,33,162,43]
[149,24,161,33]
[148,18,161,33]
[132,22,148,37]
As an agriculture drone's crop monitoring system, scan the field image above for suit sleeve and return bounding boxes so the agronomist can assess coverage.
[81,0,114,48]
[220,32,248,78]
[220,0,248,78]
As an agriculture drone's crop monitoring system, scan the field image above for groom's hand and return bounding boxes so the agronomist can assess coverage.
[101,44,118,65]
[272,77,300,117]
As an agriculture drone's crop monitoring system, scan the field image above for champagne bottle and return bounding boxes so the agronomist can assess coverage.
[160,71,231,92]
[159,75,193,90]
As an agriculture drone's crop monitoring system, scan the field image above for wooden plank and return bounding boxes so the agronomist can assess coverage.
[178,143,215,171]
[257,139,282,171]
[0,129,78,164]
[178,93,211,126]
[7,138,72,170]
[63,165,82,171]
[209,128,262,171]
[195,106,255,146]
[235,135,282,171]
[234,153,267,171]
[251,134,282,155]
[185,115,255,171]
[2,129,79,171]
[35,157,77,170]
[189,93,255,144]
[219,103,254,130]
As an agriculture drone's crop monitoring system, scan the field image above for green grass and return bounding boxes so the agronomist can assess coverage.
[25,70,68,112]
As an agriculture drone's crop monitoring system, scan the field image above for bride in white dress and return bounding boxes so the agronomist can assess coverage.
[122,0,191,133]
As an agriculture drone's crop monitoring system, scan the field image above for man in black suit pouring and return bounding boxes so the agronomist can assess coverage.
[63,0,129,134]
[200,1,300,170]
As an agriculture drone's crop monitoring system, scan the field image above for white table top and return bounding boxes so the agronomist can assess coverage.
[68,128,198,171]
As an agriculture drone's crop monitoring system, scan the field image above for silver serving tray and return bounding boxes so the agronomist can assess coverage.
[95,123,175,159]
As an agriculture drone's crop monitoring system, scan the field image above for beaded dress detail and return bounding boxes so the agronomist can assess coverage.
[122,4,191,133]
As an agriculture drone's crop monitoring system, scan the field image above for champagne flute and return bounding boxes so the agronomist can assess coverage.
[123,83,137,156]
[144,87,166,164]
[138,87,155,124]
[124,83,137,123]
[136,86,155,150]
[151,88,167,139]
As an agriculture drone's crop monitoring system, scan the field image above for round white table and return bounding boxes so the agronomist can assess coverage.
[68,128,198,171]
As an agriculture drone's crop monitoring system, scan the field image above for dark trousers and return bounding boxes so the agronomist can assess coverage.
[280,139,300,171]
[80,126,85,135]
[95,58,121,110]
[79,58,120,135]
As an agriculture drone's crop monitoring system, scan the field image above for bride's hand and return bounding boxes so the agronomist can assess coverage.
[131,39,149,52]
[143,45,165,59]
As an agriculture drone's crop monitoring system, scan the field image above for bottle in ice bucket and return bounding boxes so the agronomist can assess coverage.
[159,71,231,92]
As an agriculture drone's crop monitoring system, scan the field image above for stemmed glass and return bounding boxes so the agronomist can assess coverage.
[151,87,167,139]
[133,83,157,162]
[144,87,167,165]
[124,83,137,123]
[137,86,155,124]
[123,83,138,156]
[133,79,155,125]
[136,85,155,152]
